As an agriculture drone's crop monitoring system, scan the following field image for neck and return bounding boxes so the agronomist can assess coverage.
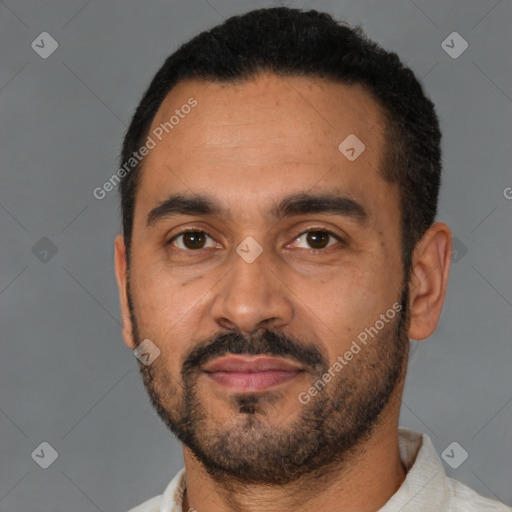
[181,392,406,512]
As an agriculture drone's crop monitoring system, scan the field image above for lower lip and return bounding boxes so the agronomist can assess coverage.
[206,370,301,391]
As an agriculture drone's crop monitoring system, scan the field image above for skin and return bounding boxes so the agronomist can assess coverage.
[114,73,452,512]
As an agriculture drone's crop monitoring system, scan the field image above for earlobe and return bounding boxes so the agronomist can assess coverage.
[407,222,452,341]
[114,234,137,349]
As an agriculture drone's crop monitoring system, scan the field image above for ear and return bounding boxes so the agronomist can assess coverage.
[408,222,452,341]
[114,234,137,349]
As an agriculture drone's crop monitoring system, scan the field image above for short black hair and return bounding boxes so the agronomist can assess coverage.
[119,7,441,275]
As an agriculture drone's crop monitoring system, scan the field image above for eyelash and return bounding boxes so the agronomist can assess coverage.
[167,227,345,253]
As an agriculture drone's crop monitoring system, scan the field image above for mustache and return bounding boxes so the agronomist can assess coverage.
[182,329,327,376]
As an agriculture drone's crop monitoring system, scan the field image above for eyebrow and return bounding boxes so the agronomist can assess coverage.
[146,192,368,227]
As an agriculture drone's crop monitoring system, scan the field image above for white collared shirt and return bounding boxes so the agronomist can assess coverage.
[126,427,511,512]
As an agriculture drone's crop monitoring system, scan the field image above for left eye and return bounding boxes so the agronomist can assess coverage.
[291,230,341,250]
[170,231,217,250]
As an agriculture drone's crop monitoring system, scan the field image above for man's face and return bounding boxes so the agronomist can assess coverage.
[118,74,409,484]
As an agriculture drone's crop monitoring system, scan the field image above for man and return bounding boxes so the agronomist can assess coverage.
[114,7,511,512]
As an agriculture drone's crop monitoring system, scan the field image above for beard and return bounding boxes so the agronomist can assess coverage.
[127,281,410,486]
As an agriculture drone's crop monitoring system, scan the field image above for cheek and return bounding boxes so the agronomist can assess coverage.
[129,265,212,369]
[133,259,206,314]
[303,255,401,360]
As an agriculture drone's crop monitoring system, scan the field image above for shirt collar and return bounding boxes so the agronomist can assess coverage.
[160,467,186,512]
[378,427,448,511]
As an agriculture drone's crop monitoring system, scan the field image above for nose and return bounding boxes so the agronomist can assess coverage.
[210,248,294,335]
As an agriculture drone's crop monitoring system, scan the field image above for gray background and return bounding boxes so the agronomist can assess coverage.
[1,1,511,510]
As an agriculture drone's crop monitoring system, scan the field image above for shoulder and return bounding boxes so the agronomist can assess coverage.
[446,476,512,511]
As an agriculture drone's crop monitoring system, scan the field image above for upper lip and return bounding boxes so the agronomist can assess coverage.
[203,355,303,373]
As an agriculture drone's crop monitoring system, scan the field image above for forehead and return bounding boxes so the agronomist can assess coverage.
[135,73,394,224]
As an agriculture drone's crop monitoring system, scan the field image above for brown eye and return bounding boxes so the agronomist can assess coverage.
[170,231,216,250]
[183,232,206,249]
[292,230,341,250]
[306,231,330,249]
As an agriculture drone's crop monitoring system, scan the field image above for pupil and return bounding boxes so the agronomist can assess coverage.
[184,232,205,249]
[307,231,328,249]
